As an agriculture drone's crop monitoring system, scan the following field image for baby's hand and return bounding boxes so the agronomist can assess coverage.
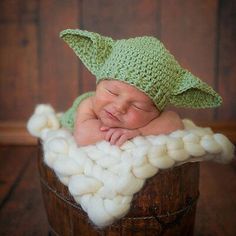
[100,127,140,146]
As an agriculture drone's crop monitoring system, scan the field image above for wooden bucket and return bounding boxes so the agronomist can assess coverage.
[38,145,199,236]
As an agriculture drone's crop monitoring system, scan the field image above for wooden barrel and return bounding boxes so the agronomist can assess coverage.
[38,145,199,236]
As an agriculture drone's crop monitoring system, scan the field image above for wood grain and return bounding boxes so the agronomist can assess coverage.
[0,146,235,235]
[0,23,38,120]
[0,0,38,22]
[0,146,48,236]
[38,144,199,235]
[0,1,235,129]
[161,0,218,121]
[38,0,80,111]
[0,122,37,145]
[195,160,236,235]
[0,146,31,206]
[217,0,236,120]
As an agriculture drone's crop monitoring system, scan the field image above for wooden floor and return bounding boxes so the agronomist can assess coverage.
[0,146,235,236]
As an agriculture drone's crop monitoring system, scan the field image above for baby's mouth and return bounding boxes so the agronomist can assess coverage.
[104,110,120,121]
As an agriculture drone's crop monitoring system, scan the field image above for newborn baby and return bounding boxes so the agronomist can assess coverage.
[59,29,222,147]
[74,80,183,146]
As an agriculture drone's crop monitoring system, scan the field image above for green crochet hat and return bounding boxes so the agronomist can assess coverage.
[60,29,222,111]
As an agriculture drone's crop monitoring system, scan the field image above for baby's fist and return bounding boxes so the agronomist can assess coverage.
[105,128,140,146]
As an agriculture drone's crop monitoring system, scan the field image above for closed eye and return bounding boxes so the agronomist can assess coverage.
[132,103,153,112]
[106,88,118,96]
[132,104,146,111]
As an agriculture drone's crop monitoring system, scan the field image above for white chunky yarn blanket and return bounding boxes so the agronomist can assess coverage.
[27,104,234,227]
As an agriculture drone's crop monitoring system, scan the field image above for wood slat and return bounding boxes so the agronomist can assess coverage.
[0,23,38,120]
[39,0,80,112]
[0,146,30,206]
[0,0,38,22]
[82,0,161,38]
[195,161,236,235]
[39,150,199,235]
[217,0,236,120]
[0,146,235,235]
[1,0,235,125]
[0,122,37,145]
[161,0,218,121]
[0,146,48,235]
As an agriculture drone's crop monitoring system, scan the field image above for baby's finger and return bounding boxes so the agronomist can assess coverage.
[100,126,109,131]
[105,128,115,141]
[116,134,128,147]
[110,131,122,145]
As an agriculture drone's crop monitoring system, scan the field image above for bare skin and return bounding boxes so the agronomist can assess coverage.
[74,80,184,146]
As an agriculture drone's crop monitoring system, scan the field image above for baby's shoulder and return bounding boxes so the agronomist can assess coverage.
[75,94,97,121]
[160,110,184,129]
[72,91,94,110]
[161,110,180,117]
[77,94,94,111]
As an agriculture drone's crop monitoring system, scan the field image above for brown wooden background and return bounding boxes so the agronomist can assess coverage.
[0,2,236,235]
[0,0,235,143]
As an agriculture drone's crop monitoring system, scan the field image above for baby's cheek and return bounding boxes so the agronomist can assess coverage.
[125,112,147,128]
[94,96,110,111]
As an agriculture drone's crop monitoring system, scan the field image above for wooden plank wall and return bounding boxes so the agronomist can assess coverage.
[0,0,235,143]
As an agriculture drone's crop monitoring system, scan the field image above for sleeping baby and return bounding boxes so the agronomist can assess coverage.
[59,29,222,147]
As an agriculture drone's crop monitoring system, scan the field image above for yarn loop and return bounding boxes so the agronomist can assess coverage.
[27,104,234,227]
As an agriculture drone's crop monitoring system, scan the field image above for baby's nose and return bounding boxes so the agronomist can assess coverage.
[115,99,128,114]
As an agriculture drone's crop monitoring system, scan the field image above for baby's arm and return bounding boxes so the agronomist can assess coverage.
[102,111,183,146]
[74,97,106,146]
[138,110,184,136]
[101,127,140,146]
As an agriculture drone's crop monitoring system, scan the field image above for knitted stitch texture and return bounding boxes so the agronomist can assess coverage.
[60,91,95,130]
[60,29,222,111]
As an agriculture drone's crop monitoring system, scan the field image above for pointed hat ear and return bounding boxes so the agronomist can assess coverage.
[60,29,114,75]
[170,70,222,108]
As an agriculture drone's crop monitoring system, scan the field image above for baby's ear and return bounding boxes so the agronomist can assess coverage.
[60,29,114,75]
[170,70,222,109]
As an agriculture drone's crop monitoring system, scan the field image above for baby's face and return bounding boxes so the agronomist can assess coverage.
[93,80,160,129]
